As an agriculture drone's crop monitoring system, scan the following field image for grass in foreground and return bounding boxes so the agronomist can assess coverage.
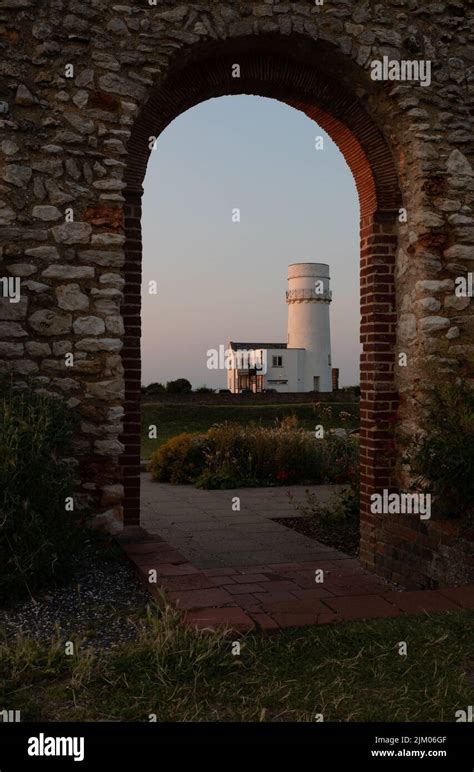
[1,604,472,722]
[141,403,359,459]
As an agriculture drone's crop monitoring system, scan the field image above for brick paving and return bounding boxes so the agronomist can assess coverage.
[118,525,474,633]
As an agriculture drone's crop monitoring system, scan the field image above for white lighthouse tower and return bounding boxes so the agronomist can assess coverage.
[286,262,333,392]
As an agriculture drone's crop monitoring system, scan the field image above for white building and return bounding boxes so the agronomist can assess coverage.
[227,263,334,393]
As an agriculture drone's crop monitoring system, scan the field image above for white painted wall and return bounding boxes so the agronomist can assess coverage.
[287,263,333,392]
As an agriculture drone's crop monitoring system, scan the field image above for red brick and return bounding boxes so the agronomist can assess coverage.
[167,587,234,610]
[232,574,270,584]
[150,563,201,577]
[383,590,462,614]
[223,583,265,594]
[323,595,400,620]
[271,613,319,628]
[249,612,280,630]
[292,588,333,601]
[438,586,474,609]
[184,607,255,632]
[203,568,238,577]
[159,574,217,592]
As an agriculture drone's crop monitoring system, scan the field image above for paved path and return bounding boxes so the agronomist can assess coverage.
[119,525,474,632]
[141,474,344,568]
[131,475,474,632]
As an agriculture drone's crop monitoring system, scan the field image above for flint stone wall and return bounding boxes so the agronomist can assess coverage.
[0,0,473,588]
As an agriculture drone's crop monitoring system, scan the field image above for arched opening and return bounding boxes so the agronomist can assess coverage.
[120,37,403,576]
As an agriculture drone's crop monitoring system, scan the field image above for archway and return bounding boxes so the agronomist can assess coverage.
[120,36,403,576]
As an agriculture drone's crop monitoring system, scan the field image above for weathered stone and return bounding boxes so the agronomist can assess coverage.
[22,281,50,293]
[415,297,441,313]
[78,250,124,267]
[64,112,94,134]
[399,314,417,343]
[91,233,125,247]
[2,164,32,188]
[0,341,24,357]
[92,179,126,191]
[15,84,37,106]
[32,205,62,221]
[416,280,454,293]
[0,297,28,320]
[0,322,26,338]
[56,283,89,311]
[32,159,63,176]
[29,309,72,336]
[72,90,89,109]
[107,18,128,35]
[86,377,124,400]
[52,222,92,244]
[76,338,122,352]
[2,140,19,155]
[25,246,60,261]
[447,149,473,176]
[72,316,105,335]
[444,245,474,261]
[105,316,124,335]
[5,264,36,277]
[418,316,451,334]
[94,439,125,456]
[444,295,471,310]
[446,326,460,339]
[75,69,94,89]
[99,273,124,287]
[0,205,16,225]
[98,72,146,100]
[101,484,124,507]
[25,341,51,356]
[42,265,94,280]
[44,179,74,205]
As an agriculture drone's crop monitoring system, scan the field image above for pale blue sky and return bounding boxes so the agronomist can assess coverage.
[141,95,360,388]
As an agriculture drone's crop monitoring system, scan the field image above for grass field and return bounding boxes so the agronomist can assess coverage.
[141,402,359,459]
[1,604,472,722]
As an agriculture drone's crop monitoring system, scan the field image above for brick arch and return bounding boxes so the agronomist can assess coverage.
[122,41,403,573]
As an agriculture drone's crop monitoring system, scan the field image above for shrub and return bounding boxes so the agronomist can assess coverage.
[145,382,166,394]
[404,376,474,522]
[150,419,359,489]
[296,480,360,556]
[148,433,207,484]
[0,379,83,601]
[166,378,192,394]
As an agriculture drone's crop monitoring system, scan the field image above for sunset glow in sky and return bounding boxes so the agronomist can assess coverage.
[141,95,360,388]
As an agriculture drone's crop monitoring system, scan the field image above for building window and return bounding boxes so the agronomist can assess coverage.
[328,354,331,366]
[272,356,283,367]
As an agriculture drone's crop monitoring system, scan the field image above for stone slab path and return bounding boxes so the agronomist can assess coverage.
[141,474,344,568]
[116,476,474,632]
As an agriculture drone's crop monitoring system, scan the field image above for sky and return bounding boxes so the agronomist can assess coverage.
[141,95,360,389]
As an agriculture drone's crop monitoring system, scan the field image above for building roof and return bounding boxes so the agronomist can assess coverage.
[229,341,288,350]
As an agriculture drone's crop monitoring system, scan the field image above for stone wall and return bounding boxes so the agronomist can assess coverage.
[0,0,473,588]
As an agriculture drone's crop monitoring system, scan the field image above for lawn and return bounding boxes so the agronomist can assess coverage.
[141,402,359,459]
[1,603,472,722]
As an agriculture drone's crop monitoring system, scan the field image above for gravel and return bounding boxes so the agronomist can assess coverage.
[0,544,151,650]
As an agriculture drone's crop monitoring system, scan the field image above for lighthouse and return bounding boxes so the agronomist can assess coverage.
[286,263,333,392]
[227,262,334,393]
